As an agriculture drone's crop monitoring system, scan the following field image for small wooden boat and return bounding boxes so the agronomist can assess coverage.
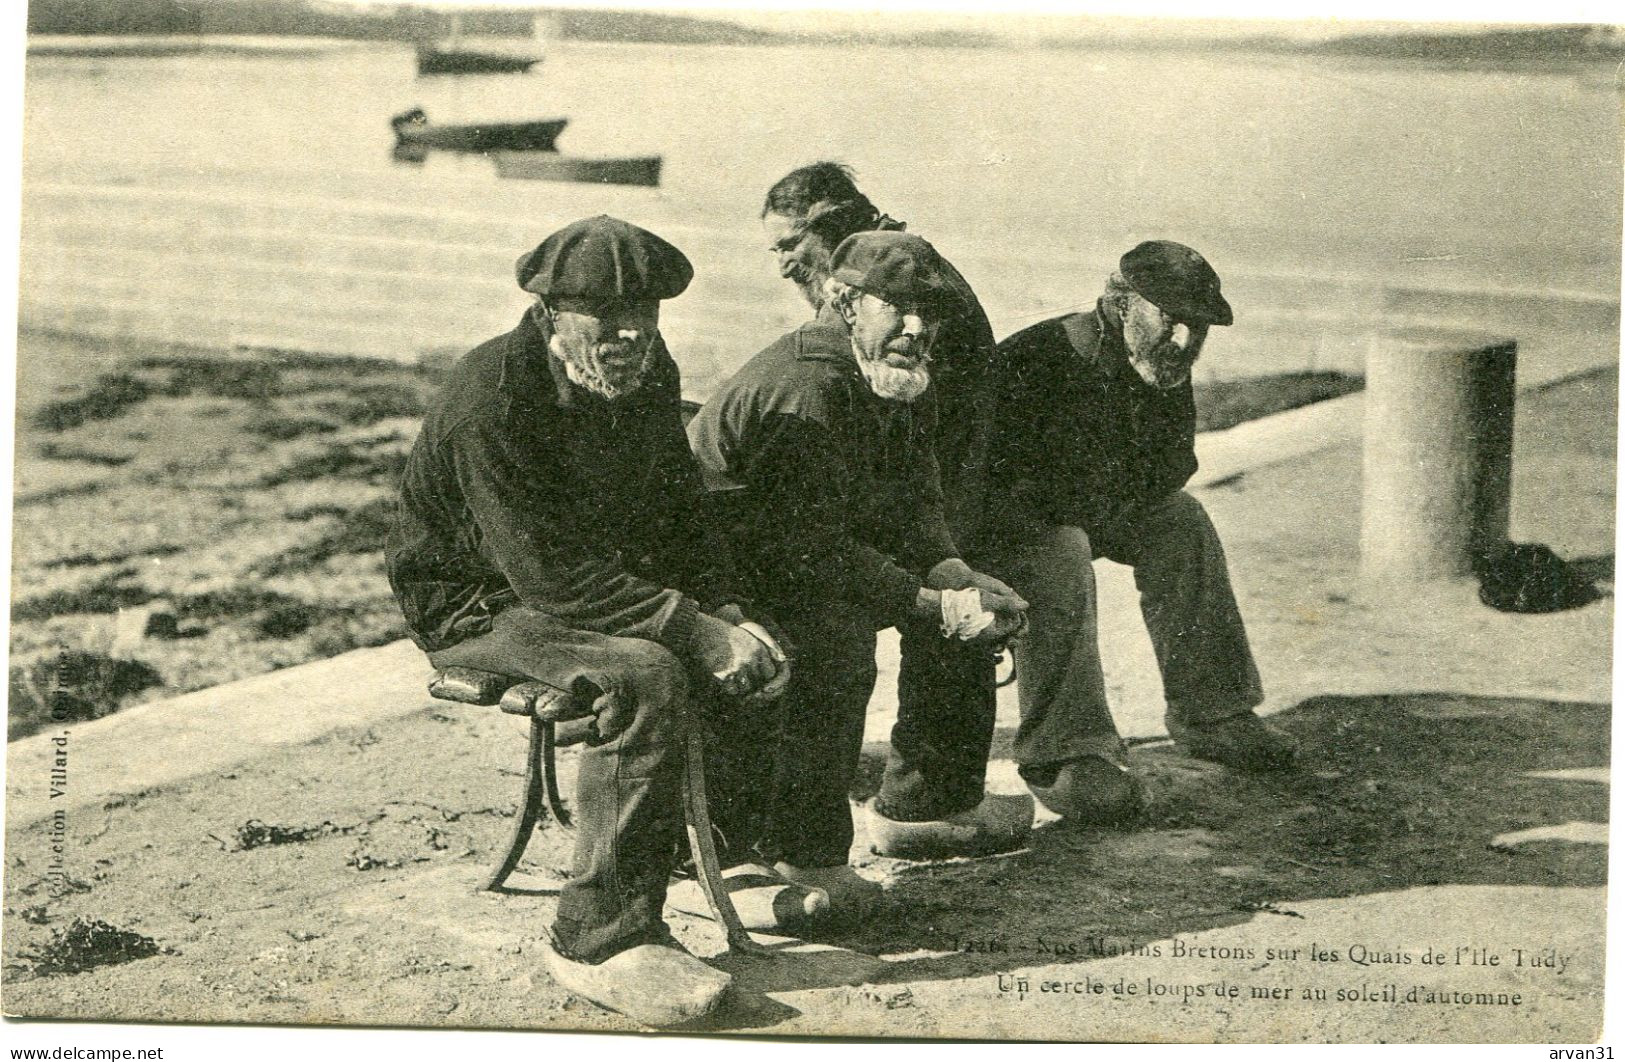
[390,109,567,154]
[416,46,538,76]
[414,15,541,77]
[492,151,663,188]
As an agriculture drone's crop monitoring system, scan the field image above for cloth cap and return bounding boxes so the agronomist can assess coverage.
[1119,240,1233,326]
[828,231,954,313]
[515,215,693,301]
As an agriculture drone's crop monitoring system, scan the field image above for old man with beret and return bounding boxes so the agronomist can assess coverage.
[386,215,792,1026]
[688,230,1032,910]
[759,163,999,545]
[758,166,1011,857]
[978,240,1295,824]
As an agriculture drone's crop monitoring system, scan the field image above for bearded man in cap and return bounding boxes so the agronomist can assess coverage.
[980,240,1296,824]
[758,163,1012,861]
[386,215,793,1027]
[689,230,1032,910]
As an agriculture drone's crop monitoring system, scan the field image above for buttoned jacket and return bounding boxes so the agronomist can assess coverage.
[387,310,738,654]
[983,305,1199,543]
[688,303,958,626]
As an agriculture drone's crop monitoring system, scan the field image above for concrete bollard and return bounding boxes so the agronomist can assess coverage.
[1359,328,1516,586]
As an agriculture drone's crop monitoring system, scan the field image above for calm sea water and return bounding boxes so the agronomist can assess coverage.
[20,38,1623,386]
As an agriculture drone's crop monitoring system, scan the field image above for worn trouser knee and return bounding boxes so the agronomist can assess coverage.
[587,639,686,757]
[752,603,877,869]
[553,639,689,964]
[979,524,1120,770]
[1109,491,1263,725]
[426,611,692,967]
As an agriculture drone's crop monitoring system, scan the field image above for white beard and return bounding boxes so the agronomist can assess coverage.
[1128,348,1193,390]
[856,355,931,403]
[550,334,650,400]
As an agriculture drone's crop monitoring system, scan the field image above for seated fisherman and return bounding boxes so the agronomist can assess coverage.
[385,215,791,1027]
[688,231,1032,910]
[756,163,1009,859]
[981,240,1296,824]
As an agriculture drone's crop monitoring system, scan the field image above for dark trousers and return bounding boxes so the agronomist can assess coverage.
[427,607,689,966]
[706,598,998,869]
[881,623,1000,821]
[970,490,1265,769]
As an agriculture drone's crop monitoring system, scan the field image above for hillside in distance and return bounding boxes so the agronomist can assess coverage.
[25,0,1625,63]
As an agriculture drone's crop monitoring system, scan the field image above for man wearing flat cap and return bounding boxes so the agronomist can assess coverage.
[689,230,1032,908]
[975,240,1295,824]
[759,164,998,537]
[757,164,1018,860]
[386,215,793,1026]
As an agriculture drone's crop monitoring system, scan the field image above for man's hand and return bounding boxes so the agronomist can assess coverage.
[736,621,791,705]
[692,612,779,699]
[927,558,1030,613]
[925,558,977,591]
[967,586,1029,647]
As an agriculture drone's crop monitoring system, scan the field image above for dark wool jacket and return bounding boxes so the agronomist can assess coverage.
[386,310,741,655]
[866,219,999,551]
[983,305,1199,541]
[914,251,999,550]
[687,303,959,627]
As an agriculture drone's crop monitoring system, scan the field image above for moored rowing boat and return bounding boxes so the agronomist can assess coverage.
[391,109,567,153]
[491,151,663,187]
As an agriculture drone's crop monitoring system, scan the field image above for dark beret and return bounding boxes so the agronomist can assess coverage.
[828,231,955,313]
[515,215,693,301]
[1119,240,1233,327]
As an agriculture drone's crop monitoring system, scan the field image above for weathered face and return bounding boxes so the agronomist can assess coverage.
[841,291,938,402]
[1121,293,1209,390]
[546,296,661,400]
[764,211,837,310]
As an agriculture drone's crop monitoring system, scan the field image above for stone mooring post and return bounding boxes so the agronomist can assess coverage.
[1359,327,1517,587]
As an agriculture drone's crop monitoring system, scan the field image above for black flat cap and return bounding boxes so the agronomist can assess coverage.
[1120,241,1233,327]
[828,231,954,312]
[515,215,693,301]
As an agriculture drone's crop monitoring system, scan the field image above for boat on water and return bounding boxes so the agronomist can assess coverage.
[390,109,568,154]
[491,152,664,188]
[416,47,537,76]
[415,12,543,76]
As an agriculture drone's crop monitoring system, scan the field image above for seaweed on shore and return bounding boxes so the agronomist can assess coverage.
[258,445,408,488]
[177,585,305,622]
[10,570,156,621]
[15,482,107,507]
[258,496,396,576]
[304,607,406,657]
[311,382,427,427]
[31,373,154,432]
[244,414,341,442]
[37,441,134,467]
[7,652,166,740]
[95,351,435,416]
[18,918,169,978]
[45,544,185,570]
[12,575,342,633]
[220,594,397,645]
[138,355,283,402]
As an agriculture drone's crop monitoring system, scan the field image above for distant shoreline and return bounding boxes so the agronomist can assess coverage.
[25,35,387,58]
[24,33,1624,79]
[22,18,1625,68]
